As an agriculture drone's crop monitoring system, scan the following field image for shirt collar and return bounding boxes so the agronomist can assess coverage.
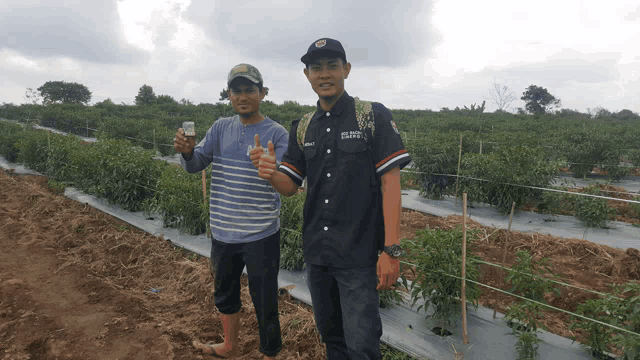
[313,91,352,119]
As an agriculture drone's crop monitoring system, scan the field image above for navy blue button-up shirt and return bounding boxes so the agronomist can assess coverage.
[279,92,410,268]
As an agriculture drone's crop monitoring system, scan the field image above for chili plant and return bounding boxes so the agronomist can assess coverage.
[400,227,481,331]
[505,250,561,360]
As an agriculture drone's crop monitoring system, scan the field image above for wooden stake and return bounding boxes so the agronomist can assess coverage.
[461,192,469,344]
[455,135,463,197]
[493,201,516,319]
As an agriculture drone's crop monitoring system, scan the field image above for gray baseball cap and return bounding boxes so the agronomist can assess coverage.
[227,63,263,86]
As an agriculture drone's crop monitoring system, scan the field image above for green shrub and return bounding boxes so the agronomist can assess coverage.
[15,129,52,173]
[145,165,208,235]
[505,250,560,360]
[570,282,640,359]
[573,185,614,229]
[631,197,640,220]
[401,227,481,329]
[406,132,462,199]
[536,188,574,215]
[279,192,306,270]
[458,145,559,214]
[0,121,26,162]
[570,296,616,359]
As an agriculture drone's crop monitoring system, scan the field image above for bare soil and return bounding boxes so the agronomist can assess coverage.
[399,209,640,351]
[2,168,639,359]
[0,170,322,360]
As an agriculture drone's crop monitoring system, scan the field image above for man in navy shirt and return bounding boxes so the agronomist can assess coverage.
[174,64,287,359]
[256,38,411,360]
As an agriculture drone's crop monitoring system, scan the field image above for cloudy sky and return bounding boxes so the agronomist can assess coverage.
[1,0,639,114]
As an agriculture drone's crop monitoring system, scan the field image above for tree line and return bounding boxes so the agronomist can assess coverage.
[17,80,640,121]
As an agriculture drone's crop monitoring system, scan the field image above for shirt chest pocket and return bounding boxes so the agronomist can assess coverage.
[337,140,377,186]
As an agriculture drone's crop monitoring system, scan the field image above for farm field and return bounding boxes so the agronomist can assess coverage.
[2,168,640,359]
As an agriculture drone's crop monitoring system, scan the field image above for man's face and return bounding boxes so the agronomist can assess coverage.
[304,57,351,101]
[228,79,265,118]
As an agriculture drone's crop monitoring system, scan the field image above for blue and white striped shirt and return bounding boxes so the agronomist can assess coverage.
[181,115,289,243]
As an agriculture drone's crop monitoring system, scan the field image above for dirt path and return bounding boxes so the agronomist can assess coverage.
[0,170,321,360]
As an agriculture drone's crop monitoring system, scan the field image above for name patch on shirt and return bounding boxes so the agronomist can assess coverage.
[304,142,315,147]
[341,130,362,140]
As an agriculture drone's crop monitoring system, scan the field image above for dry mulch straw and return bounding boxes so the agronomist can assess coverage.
[0,169,326,359]
[398,209,640,348]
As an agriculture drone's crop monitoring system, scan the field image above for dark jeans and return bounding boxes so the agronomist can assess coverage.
[210,230,282,357]
[306,264,382,360]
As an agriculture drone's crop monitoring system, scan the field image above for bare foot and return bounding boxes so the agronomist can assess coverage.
[193,340,239,358]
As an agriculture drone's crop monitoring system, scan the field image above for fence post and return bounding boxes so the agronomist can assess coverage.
[493,201,516,319]
[455,135,463,197]
[461,192,469,344]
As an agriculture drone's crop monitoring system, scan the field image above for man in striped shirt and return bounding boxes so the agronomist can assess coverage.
[173,64,288,359]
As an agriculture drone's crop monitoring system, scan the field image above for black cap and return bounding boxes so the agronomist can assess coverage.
[301,38,347,65]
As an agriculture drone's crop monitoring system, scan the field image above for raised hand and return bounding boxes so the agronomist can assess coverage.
[258,140,277,180]
[249,134,265,169]
[174,128,196,154]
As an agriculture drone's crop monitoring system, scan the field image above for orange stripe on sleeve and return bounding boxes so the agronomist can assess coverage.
[376,150,408,168]
[281,162,303,176]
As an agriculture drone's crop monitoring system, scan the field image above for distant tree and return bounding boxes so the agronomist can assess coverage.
[520,85,561,115]
[486,80,516,112]
[37,81,92,105]
[593,106,612,119]
[219,88,229,101]
[24,88,42,105]
[135,84,157,105]
[555,108,587,118]
[614,109,640,121]
[156,94,178,105]
[180,98,194,106]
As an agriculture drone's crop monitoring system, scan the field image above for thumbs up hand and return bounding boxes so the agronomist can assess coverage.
[249,134,265,169]
[258,140,277,180]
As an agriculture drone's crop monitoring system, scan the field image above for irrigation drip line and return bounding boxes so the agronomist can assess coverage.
[401,169,640,204]
[398,259,640,338]
[441,271,640,339]
[400,259,618,300]
[469,259,615,299]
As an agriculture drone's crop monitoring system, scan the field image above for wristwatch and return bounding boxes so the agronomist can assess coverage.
[383,244,404,258]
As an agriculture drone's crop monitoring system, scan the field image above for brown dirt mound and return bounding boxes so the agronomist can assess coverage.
[0,169,323,359]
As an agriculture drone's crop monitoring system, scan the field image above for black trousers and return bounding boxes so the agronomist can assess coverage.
[210,230,282,357]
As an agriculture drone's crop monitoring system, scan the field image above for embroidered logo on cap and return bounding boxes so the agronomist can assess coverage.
[315,39,327,48]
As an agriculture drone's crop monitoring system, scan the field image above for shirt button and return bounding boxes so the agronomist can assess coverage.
[326,128,331,132]
[327,149,331,154]
[325,199,329,204]
[324,226,328,231]
[242,132,245,135]
[327,173,331,178]
[326,112,330,116]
